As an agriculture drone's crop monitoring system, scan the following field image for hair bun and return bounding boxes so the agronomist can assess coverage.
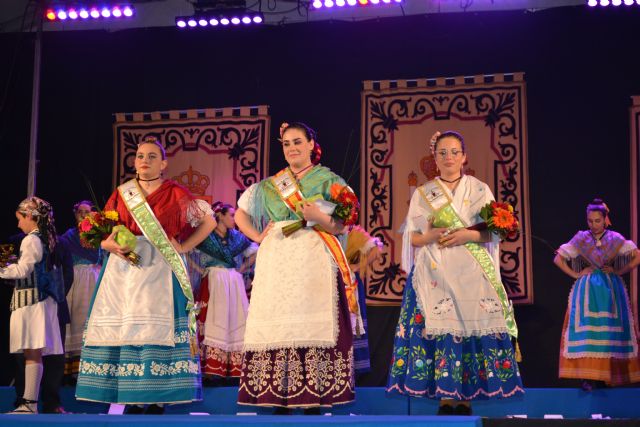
[592,198,604,205]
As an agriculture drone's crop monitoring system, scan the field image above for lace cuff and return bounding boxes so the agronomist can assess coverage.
[186,199,213,227]
[237,183,257,212]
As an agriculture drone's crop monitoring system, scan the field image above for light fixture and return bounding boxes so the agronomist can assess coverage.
[175,11,264,28]
[45,4,136,21]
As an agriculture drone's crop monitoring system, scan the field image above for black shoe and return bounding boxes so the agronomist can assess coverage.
[454,404,472,416]
[437,404,455,415]
[273,406,292,415]
[145,404,165,415]
[303,407,321,415]
[124,405,145,415]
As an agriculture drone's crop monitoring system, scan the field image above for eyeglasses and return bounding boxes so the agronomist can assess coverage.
[435,149,464,159]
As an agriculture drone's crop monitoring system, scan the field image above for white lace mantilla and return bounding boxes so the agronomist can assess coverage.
[243,221,339,351]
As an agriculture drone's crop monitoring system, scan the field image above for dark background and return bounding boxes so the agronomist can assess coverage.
[1,5,639,388]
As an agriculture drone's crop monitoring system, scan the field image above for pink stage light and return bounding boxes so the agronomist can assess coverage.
[187,19,197,27]
[198,18,208,26]
[624,0,633,4]
[370,0,380,4]
[242,16,251,24]
[336,0,346,6]
[79,9,89,18]
[177,19,187,27]
[313,0,323,8]
[220,18,230,25]
[112,8,122,17]
[89,9,100,18]
[253,15,263,23]
[324,0,334,7]
[101,8,111,18]
[231,17,240,24]
[68,9,78,19]
[57,10,67,20]
[347,0,357,5]
[612,0,622,5]
[599,0,610,5]
[209,18,219,25]
[123,7,134,17]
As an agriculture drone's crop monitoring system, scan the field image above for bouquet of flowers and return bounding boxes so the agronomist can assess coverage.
[79,210,141,265]
[475,201,520,240]
[282,183,360,237]
[0,244,17,267]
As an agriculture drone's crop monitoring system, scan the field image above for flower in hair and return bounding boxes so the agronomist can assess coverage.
[279,122,290,140]
[429,131,441,155]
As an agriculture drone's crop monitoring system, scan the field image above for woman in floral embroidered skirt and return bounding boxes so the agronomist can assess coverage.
[387,131,524,415]
[235,122,356,412]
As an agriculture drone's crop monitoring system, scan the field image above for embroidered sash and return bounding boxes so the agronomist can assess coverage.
[418,180,518,338]
[271,168,359,316]
[118,179,199,351]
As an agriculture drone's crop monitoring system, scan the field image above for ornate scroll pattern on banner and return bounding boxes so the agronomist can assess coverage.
[113,106,270,207]
[361,74,533,306]
[631,96,639,336]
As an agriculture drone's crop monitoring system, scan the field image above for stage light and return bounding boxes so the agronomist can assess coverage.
[612,0,621,5]
[45,4,135,22]
[175,12,265,29]
[624,0,633,4]
[312,0,400,9]
[600,0,610,5]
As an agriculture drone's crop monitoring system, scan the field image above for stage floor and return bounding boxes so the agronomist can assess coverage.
[0,387,639,420]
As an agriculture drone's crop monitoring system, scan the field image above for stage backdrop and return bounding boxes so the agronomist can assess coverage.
[113,106,270,206]
[361,73,533,306]
[631,95,640,336]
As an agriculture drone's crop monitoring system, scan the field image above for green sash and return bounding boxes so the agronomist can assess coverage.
[418,180,518,338]
[118,179,199,350]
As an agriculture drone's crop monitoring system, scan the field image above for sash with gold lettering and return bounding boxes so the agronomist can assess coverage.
[271,168,360,318]
[417,180,518,338]
[118,179,199,354]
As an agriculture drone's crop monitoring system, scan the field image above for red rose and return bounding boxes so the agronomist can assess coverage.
[438,358,446,368]
[415,313,424,324]
[502,360,511,369]
[494,360,500,370]
[479,369,486,380]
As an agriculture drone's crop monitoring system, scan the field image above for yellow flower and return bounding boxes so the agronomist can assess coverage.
[104,210,119,221]
[396,359,405,367]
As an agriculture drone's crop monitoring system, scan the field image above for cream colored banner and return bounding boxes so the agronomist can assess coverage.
[113,106,270,207]
[361,74,533,306]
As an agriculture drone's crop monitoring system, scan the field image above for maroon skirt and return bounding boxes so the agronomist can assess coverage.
[237,272,355,408]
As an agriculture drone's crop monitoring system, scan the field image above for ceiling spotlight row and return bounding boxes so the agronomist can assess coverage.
[312,0,402,10]
[175,13,264,28]
[45,5,134,21]
[587,0,640,6]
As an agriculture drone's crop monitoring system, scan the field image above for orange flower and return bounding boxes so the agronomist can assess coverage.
[492,208,515,229]
[330,183,345,200]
